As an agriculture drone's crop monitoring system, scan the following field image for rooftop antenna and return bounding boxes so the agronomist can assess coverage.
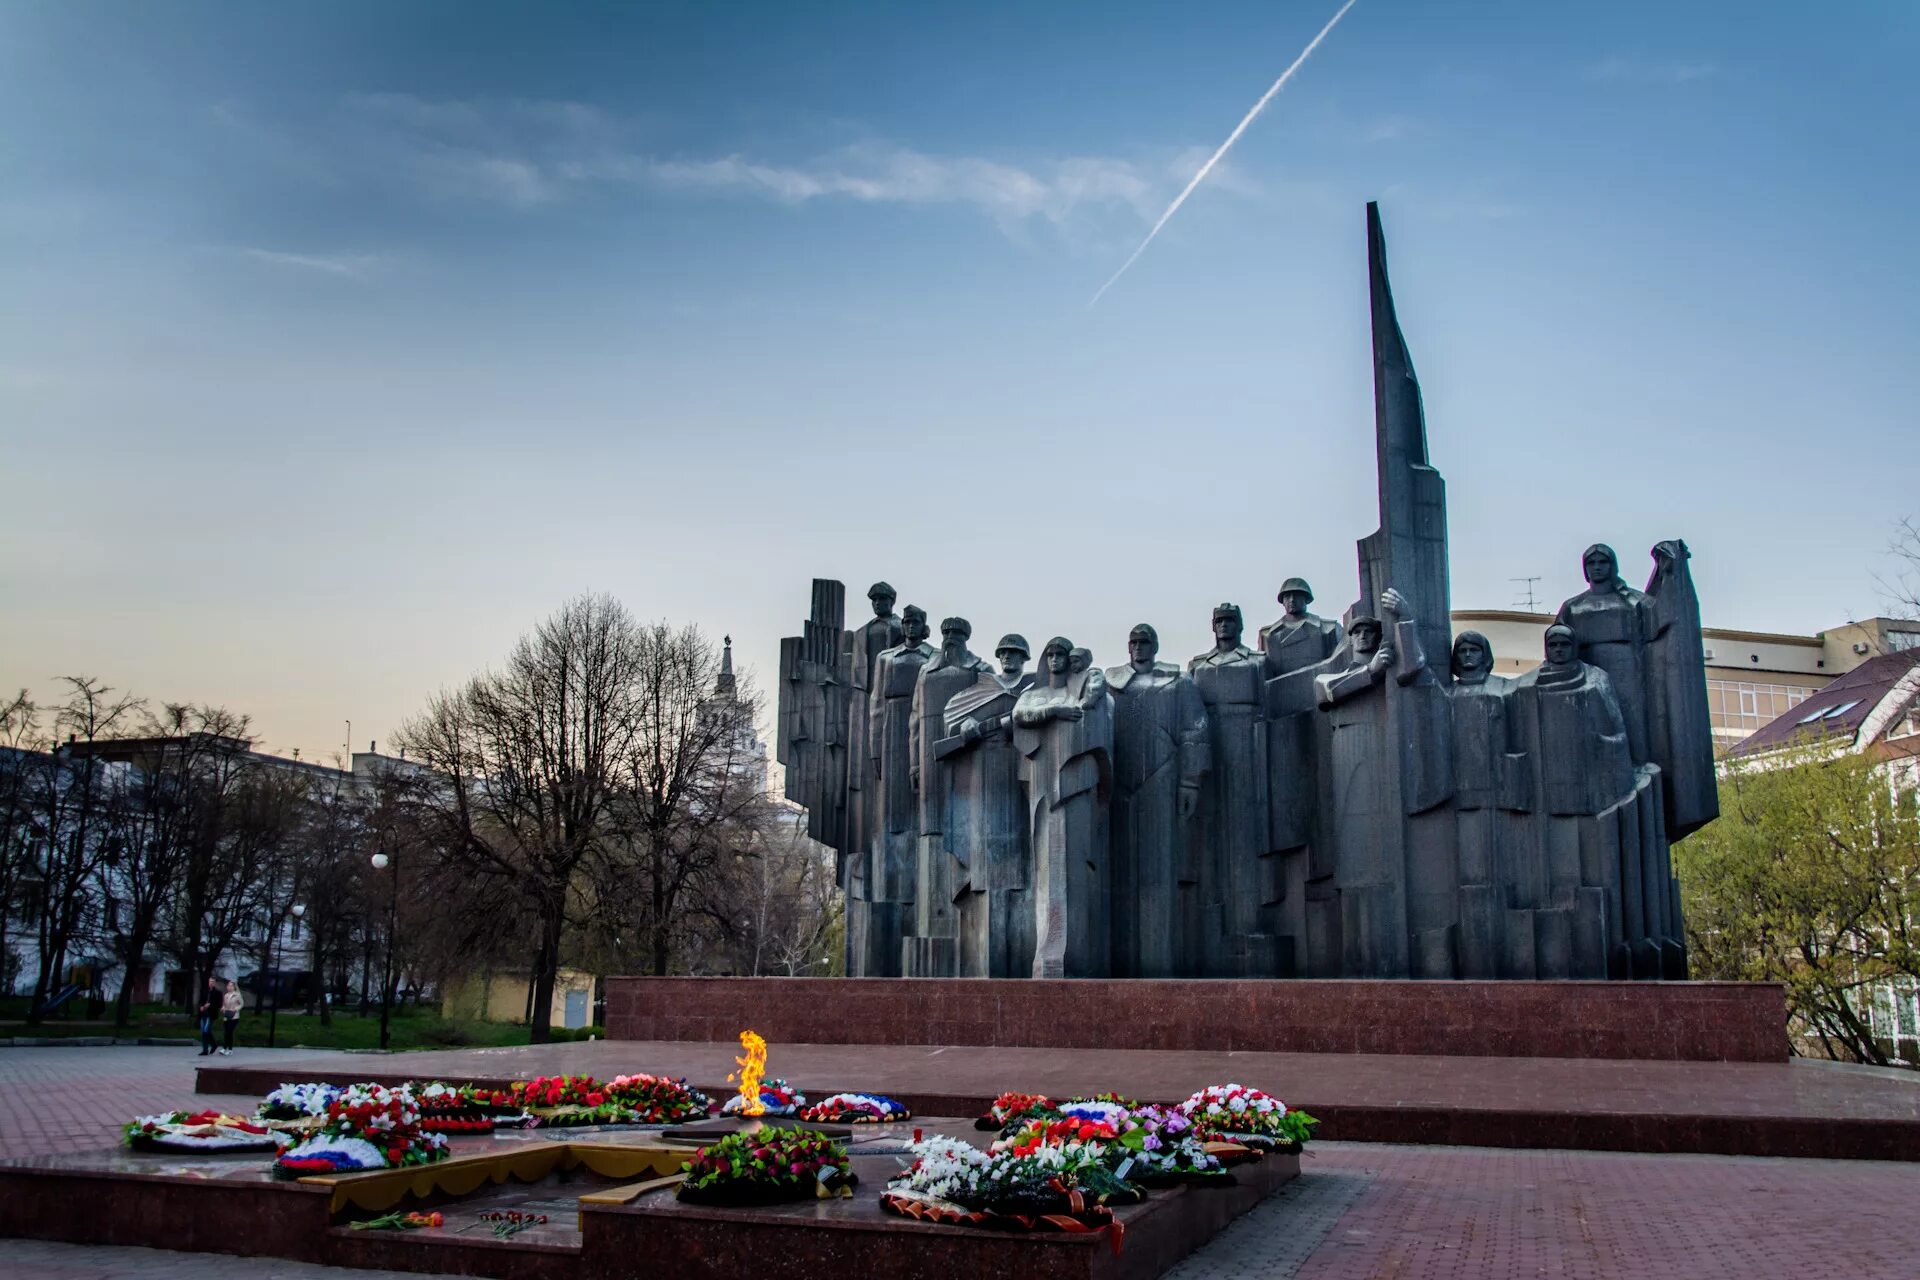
[1510,576,1542,612]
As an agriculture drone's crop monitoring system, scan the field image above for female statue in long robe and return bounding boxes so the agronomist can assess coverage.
[1512,623,1656,979]
[1554,544,1658,766]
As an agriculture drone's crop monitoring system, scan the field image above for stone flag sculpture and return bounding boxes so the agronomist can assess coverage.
[775,201,1717,980]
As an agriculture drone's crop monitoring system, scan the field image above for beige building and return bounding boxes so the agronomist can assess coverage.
[441,968,600,1030]
[1451,611,1920,752]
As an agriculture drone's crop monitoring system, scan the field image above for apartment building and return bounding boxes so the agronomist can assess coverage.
[1451,610,1920,752]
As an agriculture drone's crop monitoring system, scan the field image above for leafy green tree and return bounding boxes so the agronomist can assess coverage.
[1677,739,1920,1066]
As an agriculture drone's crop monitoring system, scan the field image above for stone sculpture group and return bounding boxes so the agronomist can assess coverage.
[777,205,1718,982]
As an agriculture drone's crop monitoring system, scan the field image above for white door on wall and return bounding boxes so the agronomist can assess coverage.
[564,988,588,1029]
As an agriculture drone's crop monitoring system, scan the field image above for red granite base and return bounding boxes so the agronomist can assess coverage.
[605,977,1788,1062]
[582,1149,1300,1280]
[0,1126,1296,1280]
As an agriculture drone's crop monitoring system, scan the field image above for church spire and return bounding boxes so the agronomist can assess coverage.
[714,633,737,698]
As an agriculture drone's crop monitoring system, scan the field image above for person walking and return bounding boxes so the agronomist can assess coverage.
[197,977,219,1056]
[219,980,243,1055]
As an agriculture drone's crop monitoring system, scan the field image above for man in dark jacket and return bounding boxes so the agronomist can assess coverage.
[197,976,220,1056]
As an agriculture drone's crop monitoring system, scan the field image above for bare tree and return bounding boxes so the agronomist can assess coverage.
[0,690,42,994]
[23,677,142,1023]
[396,595,644,1041]
[589,624,770,977]
[292,769,369,1025]
[719,814,842,977]
[104,705,248,1024]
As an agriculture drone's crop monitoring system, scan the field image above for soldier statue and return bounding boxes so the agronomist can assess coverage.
[1106,624,1209,977]
[865,605,933,976]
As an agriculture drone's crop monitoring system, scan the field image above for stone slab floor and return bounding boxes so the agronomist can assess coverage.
[3,1045,1918,1279]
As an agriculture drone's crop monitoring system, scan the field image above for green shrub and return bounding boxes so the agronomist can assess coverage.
[415,1018,480,1047]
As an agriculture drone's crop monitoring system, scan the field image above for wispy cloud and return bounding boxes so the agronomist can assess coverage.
[321,93,1204,233]
[1586,57,1719,85]
[234,247,385,279]
[628,144,1157,225]
[1364,114,1415,143]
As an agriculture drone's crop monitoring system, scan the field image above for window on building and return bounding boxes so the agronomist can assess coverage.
[1885,630,1920,652]
[1707,680,1814,733]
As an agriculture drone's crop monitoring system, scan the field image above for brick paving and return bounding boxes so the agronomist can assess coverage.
[0,1044,329,1158]
[0,1240,420,1279]
[5,1045,1920,1278]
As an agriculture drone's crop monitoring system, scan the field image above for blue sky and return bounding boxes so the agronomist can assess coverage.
[2,1,1915,761]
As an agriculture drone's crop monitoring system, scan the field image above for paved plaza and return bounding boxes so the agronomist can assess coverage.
[2,1045,1917,1278]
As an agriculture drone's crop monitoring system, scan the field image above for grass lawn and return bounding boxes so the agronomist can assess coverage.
[1,998,560,1051]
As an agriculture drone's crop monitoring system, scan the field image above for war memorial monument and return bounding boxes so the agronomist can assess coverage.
[779,203,1720,986]
[14,207,1913,1280]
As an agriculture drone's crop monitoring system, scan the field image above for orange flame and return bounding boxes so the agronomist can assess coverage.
[734,1029,767,1117]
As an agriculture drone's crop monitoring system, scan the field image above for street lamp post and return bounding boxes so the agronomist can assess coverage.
[266,901,305,1048]
[371,850,396,1051]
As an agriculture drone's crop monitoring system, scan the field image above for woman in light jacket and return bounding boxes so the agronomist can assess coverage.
[220,980,243,1055]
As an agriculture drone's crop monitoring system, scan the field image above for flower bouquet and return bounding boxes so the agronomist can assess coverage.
[1176,1084,1316,1152]
[124,1111,288,1154]
[675,1126,855,1206]
[347,1210,443,1231]
[720,1078,804,1117]
[257,1082,342,1121]
[274,1084,451,1177]
[973,1091,1054,1131]
[882,1133,1139,1237]
[798,1092,910,1124]
[603,1073,712,1124]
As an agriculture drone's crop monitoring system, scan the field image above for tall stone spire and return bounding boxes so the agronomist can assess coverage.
[1355,201,1451,670]
[714,633,737,698]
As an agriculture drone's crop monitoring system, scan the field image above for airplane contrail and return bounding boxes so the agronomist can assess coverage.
[1088,0,1360,307]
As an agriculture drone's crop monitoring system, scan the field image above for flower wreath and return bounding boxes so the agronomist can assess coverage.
[720,1078,804,1117]
[1176,1084,1316,1150]
[124,1111,288,1154]
[1125,1104,1233,1184]
[973,1091,1055,1131]
[604,1073,712,1124]
[798,1092,911,1124]
[412,1082,534,1134]
[884,1133,1139,1238]
[274,1083,450,1176]
[257,1082,342,1120]
[676,1126,855,1206]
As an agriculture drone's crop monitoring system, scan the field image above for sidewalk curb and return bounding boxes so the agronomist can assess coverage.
[4,1036,199,1047]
